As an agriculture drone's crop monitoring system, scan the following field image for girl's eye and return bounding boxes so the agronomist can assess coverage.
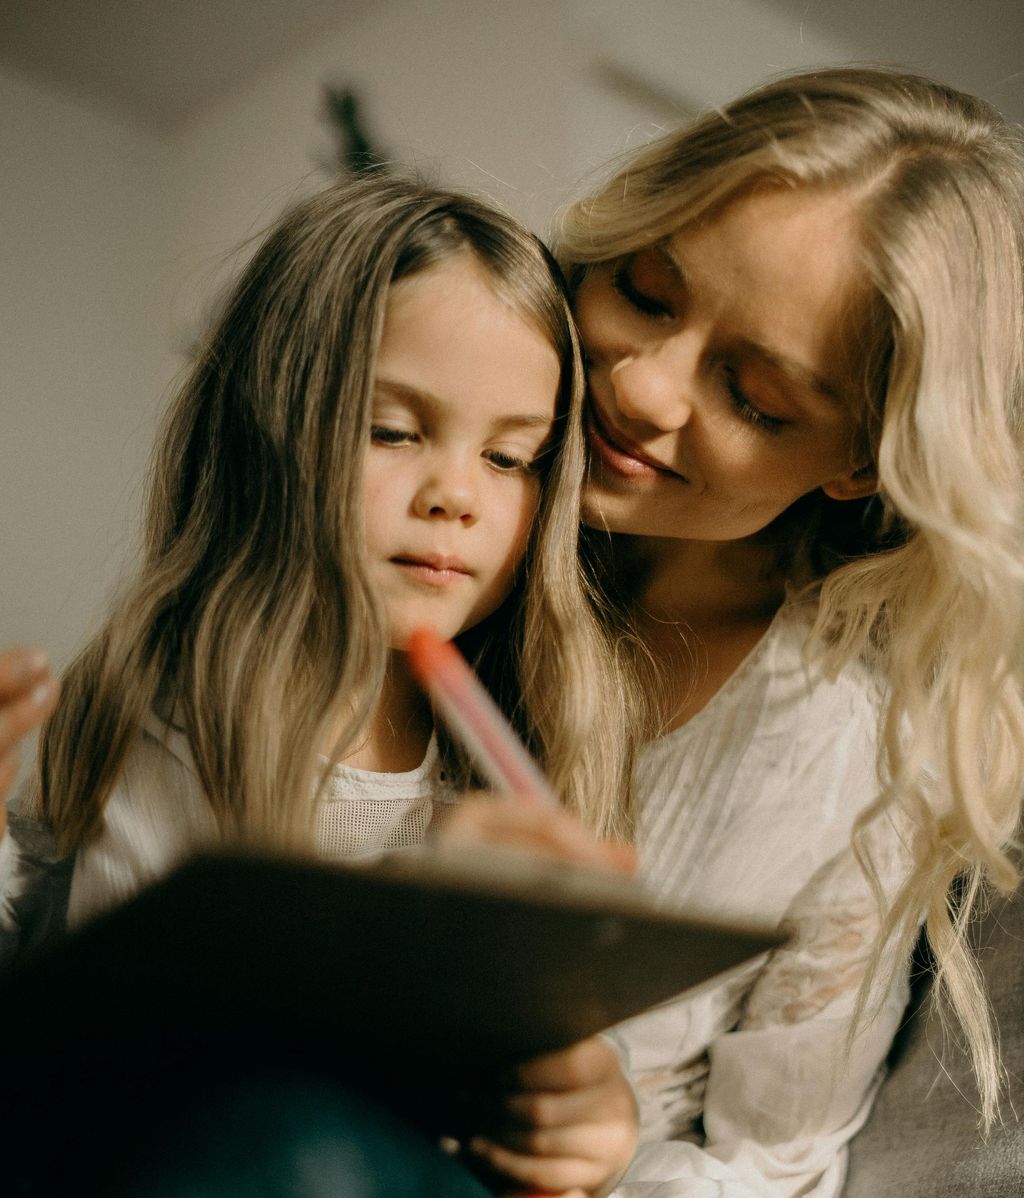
[484,448,536,474]
[723,369,788,435]
[370,425,416,446]
[612,261,675,320]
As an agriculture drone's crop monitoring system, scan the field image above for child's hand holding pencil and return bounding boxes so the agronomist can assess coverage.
[406,626,635,877]
[407,627,640,1196]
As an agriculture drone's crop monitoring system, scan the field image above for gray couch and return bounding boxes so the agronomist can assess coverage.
[844,884,1024,1196]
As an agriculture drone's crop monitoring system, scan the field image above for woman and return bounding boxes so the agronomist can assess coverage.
[454,65,1024,1197]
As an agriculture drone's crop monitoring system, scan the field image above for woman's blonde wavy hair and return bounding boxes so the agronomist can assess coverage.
[40,174,643,873]
[558,67,1024,1124]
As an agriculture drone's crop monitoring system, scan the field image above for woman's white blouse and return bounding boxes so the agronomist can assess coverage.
[607,601,912,1197]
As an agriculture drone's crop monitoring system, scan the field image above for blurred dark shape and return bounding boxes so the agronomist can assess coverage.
[324,85,387,175]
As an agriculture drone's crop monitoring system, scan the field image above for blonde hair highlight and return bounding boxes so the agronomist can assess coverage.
[558,67,1024,1124]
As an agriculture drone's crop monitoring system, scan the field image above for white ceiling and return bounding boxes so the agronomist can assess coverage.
[1,0,1021,133]
[0,0,378,132]
[766,0,1023,123]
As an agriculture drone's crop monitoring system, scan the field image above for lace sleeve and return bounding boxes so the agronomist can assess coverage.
[611,820,917,1198]
[744,816,915,1029]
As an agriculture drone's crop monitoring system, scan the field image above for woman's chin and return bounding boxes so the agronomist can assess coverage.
[581,485,643,536]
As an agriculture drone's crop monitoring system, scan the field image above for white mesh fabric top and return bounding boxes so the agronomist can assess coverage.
[315,740,455,858]
[57,712,456,931]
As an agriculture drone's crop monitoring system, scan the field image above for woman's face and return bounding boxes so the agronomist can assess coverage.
[575,185,876,543]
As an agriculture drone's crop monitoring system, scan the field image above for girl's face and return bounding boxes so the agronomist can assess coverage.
[363,255,561,649]
[575,186,877,543]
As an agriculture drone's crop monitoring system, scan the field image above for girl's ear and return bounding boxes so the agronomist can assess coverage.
[821,465,878,502]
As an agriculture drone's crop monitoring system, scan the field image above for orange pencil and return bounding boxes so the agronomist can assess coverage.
[406,626,557,808]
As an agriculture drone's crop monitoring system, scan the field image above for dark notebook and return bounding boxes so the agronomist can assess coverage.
[0,847,781,1125]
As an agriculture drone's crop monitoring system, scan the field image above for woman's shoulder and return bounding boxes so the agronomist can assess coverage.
[645,597,883,763]
[635,599,889,920]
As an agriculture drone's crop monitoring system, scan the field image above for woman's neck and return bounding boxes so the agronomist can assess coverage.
[615,535,787,732]
[616,535,786,628]
[331,651,434,774]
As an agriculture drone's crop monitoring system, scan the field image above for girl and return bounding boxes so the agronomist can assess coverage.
[451,66,1024,1197]
[0,174,641,1196]
[7,173,637,907]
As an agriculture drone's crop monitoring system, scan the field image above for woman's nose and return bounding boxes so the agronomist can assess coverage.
[608,348,694,432]
[411,462,478,525]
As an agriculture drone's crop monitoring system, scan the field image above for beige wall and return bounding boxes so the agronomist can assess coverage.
[0,64,175,669]
[4,0,1017,681]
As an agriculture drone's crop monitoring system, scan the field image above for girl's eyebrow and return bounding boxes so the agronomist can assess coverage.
[374,378,555,430]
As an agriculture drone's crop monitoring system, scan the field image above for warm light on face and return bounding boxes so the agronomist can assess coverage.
[575,186,875,544]
[362,255,561,648]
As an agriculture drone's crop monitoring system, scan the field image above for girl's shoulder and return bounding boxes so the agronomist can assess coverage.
[0,710,211,961]
[68,710,217,929]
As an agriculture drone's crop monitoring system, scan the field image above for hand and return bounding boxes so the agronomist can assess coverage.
[433,794,636,877]
[0,647,59,818]
[465,1036,638,1197]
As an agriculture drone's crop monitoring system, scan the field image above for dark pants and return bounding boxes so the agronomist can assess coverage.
[2,1035,492,1198]
[123,1068,493,1198]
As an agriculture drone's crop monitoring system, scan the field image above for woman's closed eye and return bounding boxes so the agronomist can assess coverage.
[612,258,676,321]
[722,367,788,435]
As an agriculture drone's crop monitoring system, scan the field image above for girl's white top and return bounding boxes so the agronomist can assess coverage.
[0,601,913,1198]
[0,716,456,939]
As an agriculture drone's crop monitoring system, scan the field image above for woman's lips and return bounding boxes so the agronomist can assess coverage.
[587,405,684,481]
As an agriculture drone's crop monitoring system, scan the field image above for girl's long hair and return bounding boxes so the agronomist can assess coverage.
[41,174,643,868]
[558,66,1024,1124]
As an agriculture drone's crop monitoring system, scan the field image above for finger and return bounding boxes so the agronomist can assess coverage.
[467,1136,609,1194]
[517,1192,587,1198]
[0,751,18,814]
[511,1036,620,1092]
[0,648,50,701]
[502,1082,630,1131]
[481,1119,631,1162]
[440,798,632,874]
[0,677,60,756]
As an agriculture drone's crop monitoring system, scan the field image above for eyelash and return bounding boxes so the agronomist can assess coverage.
[722,371,787,434]
[370,426,413,446]
[369,426,539,474]
[611,263,674,320]
[610,267,789,437]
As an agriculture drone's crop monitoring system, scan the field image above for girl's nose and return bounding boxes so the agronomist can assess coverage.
[608,348,694,432]
[411,464,478,525]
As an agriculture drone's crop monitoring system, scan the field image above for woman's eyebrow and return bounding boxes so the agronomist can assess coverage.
[733,339,842,403]
[655,239,688,284]
[656,243,841,403]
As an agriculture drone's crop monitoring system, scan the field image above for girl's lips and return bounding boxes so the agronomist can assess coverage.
[391,556,472,587]
[587,406,684,481]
